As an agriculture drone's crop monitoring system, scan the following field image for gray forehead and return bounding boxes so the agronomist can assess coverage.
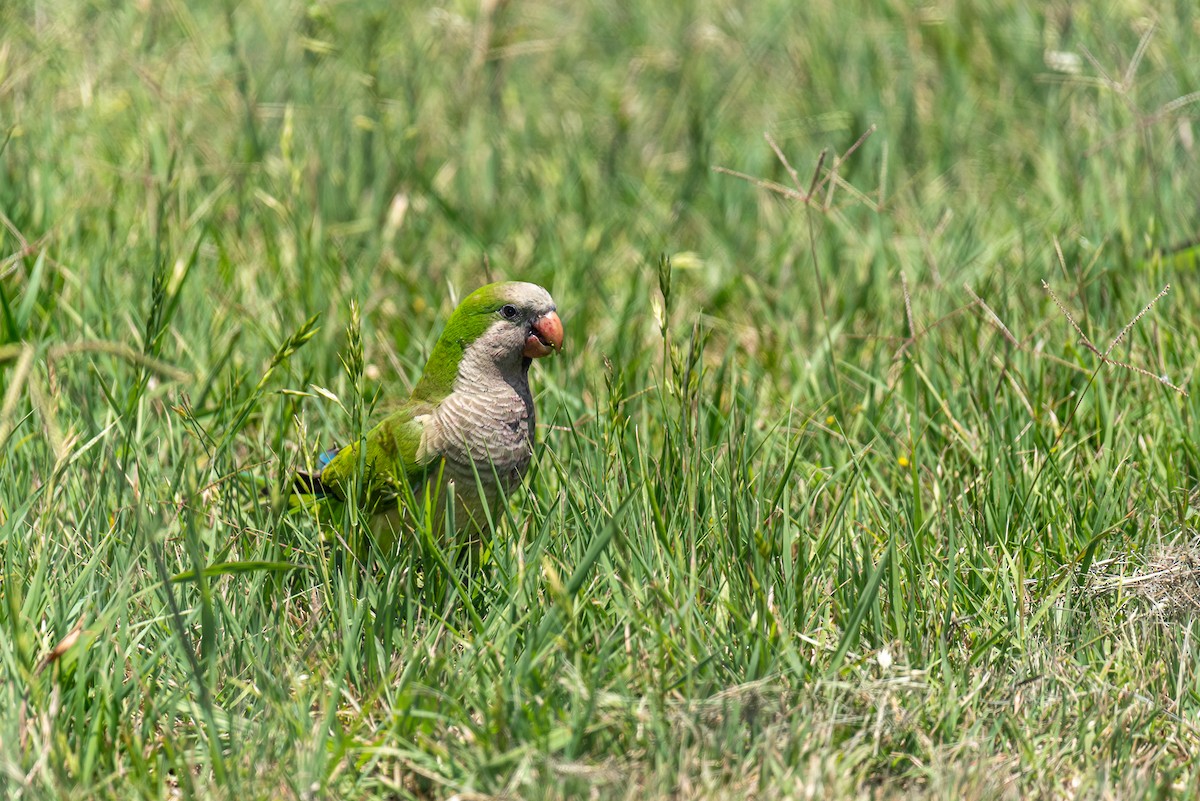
[503,282,555,310]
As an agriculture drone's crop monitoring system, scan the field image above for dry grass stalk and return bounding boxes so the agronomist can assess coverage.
[1041,279,1187,396]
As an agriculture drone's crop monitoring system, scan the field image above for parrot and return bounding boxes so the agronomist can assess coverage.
[297,281,564,553]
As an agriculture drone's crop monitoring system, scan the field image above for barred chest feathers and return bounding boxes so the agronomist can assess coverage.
[425,378,536,499]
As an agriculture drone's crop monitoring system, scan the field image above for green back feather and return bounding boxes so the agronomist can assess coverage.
[319,400,432,504]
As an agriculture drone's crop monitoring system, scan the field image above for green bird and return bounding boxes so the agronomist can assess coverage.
[300,281,564,551]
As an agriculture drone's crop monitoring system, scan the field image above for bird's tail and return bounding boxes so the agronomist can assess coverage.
[286,447,342,498]
[231,447,343,514]
[282,447,347,521]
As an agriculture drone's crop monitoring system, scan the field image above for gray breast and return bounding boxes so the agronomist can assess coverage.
[428,386,535,498]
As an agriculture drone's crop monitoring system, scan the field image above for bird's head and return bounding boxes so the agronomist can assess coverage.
[414,281,563,400]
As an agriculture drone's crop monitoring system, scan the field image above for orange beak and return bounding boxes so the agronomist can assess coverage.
[523,310,564,358]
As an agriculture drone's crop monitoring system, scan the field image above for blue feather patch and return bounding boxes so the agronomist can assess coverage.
[318,447,341,468]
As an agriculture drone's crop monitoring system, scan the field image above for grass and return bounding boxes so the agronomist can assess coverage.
[3,0,1200,798]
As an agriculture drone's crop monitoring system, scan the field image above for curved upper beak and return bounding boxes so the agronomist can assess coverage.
[524,310,564,358]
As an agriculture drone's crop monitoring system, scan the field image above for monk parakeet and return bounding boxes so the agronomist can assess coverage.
[301,281,563,549]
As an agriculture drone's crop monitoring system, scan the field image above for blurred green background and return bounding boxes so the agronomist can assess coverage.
[2,1,1200,798]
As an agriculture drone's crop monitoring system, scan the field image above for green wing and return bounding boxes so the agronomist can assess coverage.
[318,400,436,510]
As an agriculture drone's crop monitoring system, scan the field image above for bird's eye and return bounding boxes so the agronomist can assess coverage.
[499,304,519,320]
